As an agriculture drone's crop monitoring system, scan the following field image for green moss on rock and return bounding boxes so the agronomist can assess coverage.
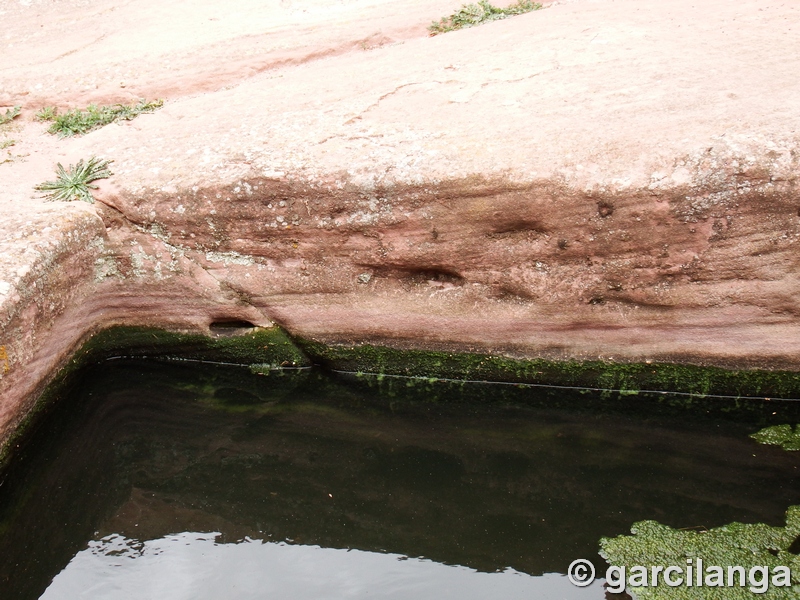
[70,325,310,367]
[297,341,800,399]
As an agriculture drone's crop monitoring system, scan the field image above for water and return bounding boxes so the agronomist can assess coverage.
[1,358,799,600]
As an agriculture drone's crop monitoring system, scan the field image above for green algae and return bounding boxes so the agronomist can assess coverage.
[751,425,800,451]
[297,341,800,400]
[69,325,310,367]
[599,508,800,599]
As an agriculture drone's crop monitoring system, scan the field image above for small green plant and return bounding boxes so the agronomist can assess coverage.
[0,106,21,126]
[37,99,163,137]
[35,106,57,122]
[35,157,113,203]
[429,0,542,35]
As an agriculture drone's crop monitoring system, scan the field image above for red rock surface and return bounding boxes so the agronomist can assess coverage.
[1,0,799,445]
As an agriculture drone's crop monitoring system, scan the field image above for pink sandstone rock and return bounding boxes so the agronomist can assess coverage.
[0,0,799,447]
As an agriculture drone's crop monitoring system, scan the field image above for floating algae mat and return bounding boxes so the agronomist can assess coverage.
[1,359,800,599]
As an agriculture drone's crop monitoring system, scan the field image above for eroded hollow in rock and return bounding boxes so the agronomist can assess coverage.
[369,265,466,286]
[209,319,258,336]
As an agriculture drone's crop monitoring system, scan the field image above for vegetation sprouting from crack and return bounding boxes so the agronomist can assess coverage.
[751,424,800,451]
[35,157,113,203]
[36,99,163,137]
[0,106,21,126]
[429,0,543,35]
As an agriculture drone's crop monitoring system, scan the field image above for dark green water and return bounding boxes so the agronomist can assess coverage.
[1,359,799,599]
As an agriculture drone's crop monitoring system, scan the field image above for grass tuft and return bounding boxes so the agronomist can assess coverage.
[35,157,113,203]
[0,106,21,126]
[37,99,163,137]
[429,0,542,35]
[35,106,57,122]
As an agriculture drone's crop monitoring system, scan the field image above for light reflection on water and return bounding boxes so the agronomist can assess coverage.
[42,533,604,600]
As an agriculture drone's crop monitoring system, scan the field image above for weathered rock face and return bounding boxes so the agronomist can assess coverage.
[1,0,800,447]
[100,157,800,367]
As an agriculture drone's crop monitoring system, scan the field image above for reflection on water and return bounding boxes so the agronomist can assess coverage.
[42,533,603,600]
[0,358,798,600]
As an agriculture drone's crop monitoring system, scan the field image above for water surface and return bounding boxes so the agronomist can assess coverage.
[1,359,798,599]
